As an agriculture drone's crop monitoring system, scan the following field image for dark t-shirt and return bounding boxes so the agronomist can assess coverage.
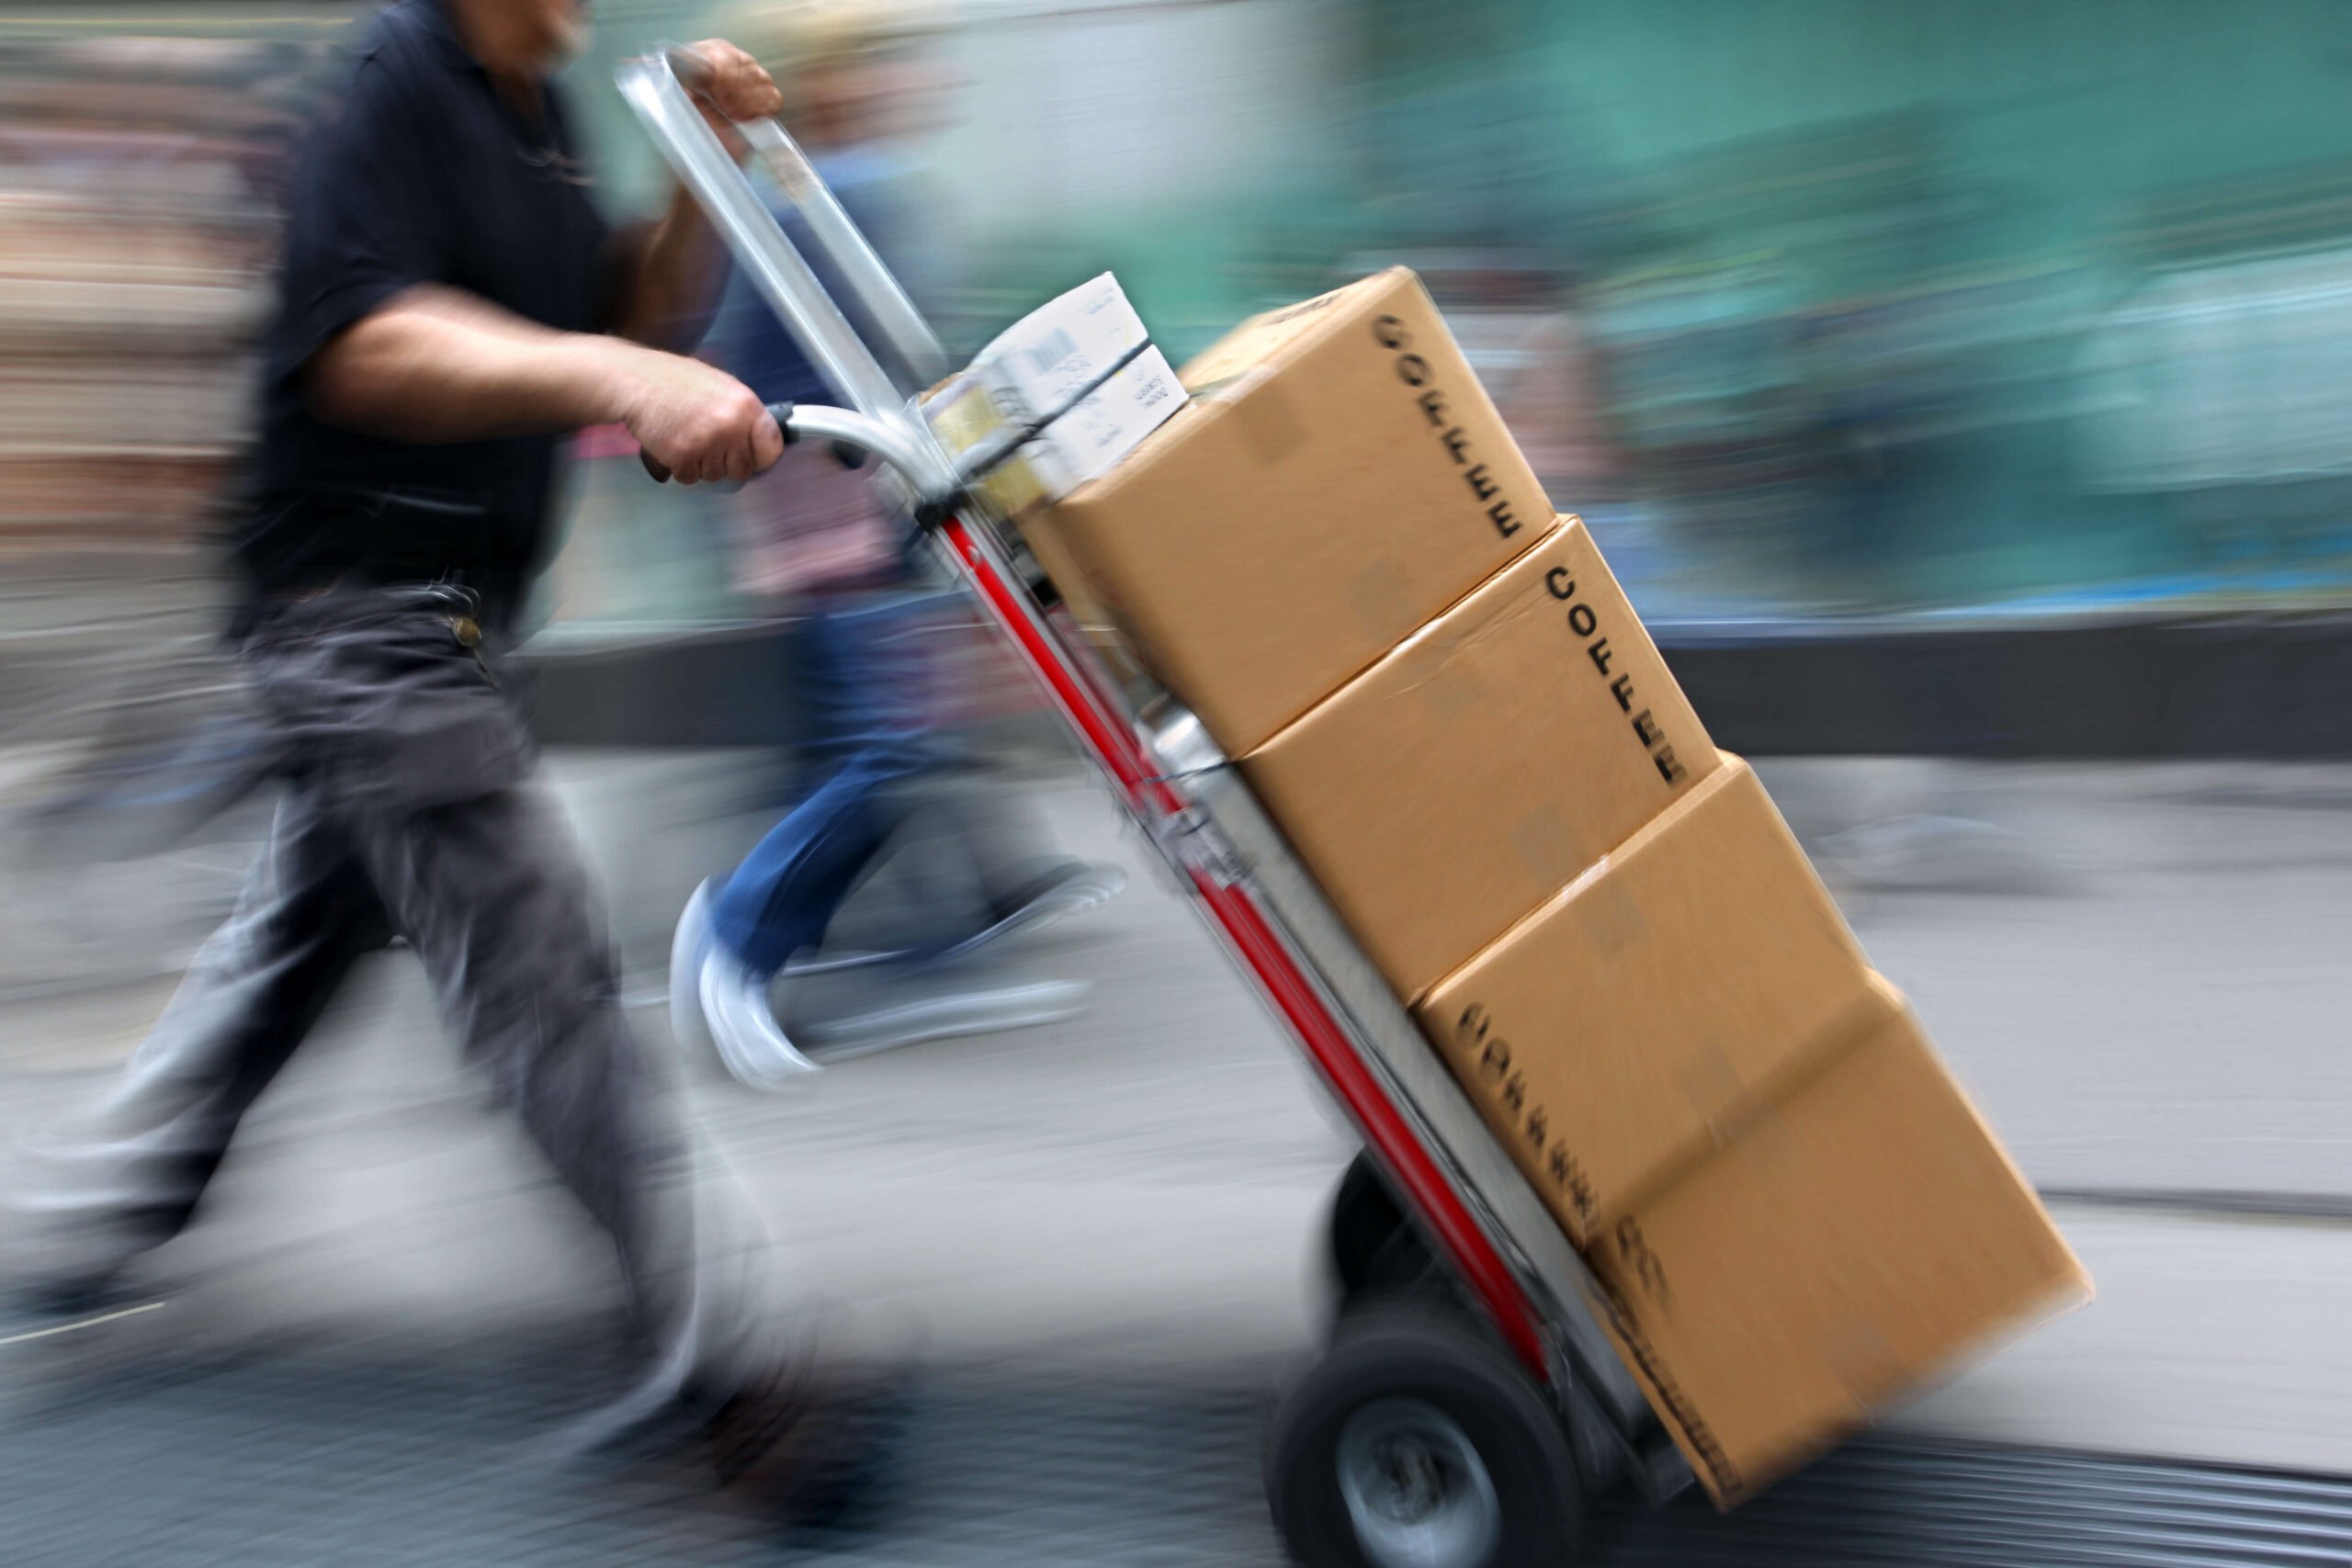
[236,0,614,615]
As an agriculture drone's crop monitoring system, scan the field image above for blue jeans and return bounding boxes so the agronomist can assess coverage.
[710,592,950,978]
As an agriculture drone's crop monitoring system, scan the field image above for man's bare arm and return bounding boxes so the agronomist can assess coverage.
[611,186,729,351]
[309,286,782,484]
[309,287,626,438]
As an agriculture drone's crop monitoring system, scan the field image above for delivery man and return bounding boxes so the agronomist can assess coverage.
[11,0,892,1520]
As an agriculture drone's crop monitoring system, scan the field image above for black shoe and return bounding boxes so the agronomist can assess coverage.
[702,1353,918,1531]
[3,1269,166,1347]
[986,859,1127,933]
[9,1268,141,1319]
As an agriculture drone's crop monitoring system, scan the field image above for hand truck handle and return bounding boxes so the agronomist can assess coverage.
[658,45,948,393]
[616,48,957,502]
[637,401,949,504]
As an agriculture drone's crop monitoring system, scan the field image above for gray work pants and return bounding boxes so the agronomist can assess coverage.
[24,586,752,1434]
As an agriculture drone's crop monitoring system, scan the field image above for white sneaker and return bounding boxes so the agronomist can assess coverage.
[797,976,1091,1062]
[673,878,823,1090]
[669,880,718,1055]
[984,861,1127,939]
[701,946,824,1091]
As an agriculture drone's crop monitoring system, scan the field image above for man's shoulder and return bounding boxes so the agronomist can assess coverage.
[338,2,449,96]
[354,0,440,58]
[309,2,450,137]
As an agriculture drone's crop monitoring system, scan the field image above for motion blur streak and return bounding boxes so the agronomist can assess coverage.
[3,3,2351,1565]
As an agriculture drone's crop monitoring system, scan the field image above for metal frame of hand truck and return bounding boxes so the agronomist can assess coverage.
[617,46,1695,1518]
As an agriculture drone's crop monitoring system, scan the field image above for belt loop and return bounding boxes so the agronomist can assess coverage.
[426,573,482,617]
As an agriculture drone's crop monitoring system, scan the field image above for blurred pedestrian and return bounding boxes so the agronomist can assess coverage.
[672,0,1121,1089]
[10,0,894,1519]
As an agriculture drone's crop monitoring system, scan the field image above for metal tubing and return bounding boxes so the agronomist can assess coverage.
[660,45,948,387]
[775,402,954,502]
[615,53,919,449]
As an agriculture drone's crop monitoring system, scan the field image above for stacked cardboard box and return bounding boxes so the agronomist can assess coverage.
[1022,268,1545,755]
[1242,518,1713,997]
[1006,268,2088,1504]
[1416,766,2085,1497]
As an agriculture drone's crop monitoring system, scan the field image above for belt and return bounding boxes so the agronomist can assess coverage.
[269,574,503,658]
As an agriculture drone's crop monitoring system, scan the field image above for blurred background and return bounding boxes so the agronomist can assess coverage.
[4,3,2352,1564]
[21,0,2352,620]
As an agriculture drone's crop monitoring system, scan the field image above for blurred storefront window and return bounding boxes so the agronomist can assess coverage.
[1367,0,2352,616]
[16,0,2352,627]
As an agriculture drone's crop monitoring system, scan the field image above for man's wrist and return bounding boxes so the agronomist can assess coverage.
[567,333,650,429]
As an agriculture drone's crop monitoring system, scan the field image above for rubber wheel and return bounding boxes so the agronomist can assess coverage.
[1328,1155,1438,1302]
[1266,1303,1582,1568]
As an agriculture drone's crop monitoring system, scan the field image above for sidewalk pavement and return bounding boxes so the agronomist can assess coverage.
[2,754,2349,1482]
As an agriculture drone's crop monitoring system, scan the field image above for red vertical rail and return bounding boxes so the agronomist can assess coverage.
[938,514,1549,1376]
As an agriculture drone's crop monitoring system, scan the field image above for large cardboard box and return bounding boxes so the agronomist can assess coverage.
[1023,267,1548,755]
[1589,979,2090,1505]
[1021,502,1152,694]
[1241,517,1718,998]
[1416,755,1881,1239]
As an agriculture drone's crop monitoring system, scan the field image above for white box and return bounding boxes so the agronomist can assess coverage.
[923,275,1183,510]
[1019,344,1183,499]
[969,271,1152,420]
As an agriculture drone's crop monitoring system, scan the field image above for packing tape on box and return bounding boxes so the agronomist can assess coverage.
[1574,871,1651,956]
[1346,560,1421,651]
[1822,1314,1904,1407]
[1674,1040,1747,1129]
[1234,377,1307,464]
[1508,807,1581,891]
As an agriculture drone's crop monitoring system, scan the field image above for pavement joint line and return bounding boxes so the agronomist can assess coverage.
[0,1298,165,1348]
[2040,1186,2352,1223]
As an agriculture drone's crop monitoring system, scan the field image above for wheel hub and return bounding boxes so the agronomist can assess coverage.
[1335,1397,1502,1568]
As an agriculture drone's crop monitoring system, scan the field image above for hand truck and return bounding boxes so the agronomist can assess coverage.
[619,50,1694,1568]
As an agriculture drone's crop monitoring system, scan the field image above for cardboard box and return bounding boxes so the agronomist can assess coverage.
[1589,979,2090,1505]
[1021,499,1152,693]
[1416,754,1881,1239]
[1241,517,1718,998]
[1024,267,1548,755]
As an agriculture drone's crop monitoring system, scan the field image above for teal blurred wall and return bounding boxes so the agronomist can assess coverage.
[1343,0,2352,607]
[17,0,2352,615]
